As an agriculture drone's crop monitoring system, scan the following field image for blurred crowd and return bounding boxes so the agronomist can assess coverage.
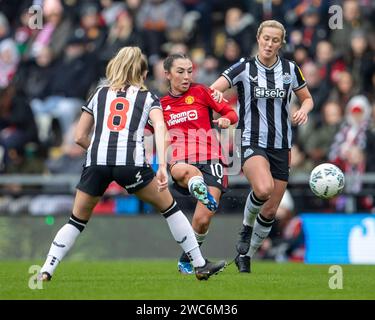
[0,0,375,209]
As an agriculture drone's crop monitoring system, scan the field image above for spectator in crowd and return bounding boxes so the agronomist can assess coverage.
[0,37,20,89]
[45,119,85,174]
[13,6,36,57]
[99,10,143,76]
[136,0,185,64]
[30,33,97,140]
[195,55,220,86]
[363,66,375,104]
[301,61,329,119]
[298,6,328,57]
[27,0,73,60]
[329,95,371,194]
[218,38,242,71]
[99,0,127,27]
[365,103,375,172]
[302,101,344,163]
[0,84,39,172]
[345,30,374,93]
[328,70,357,111]
[329,0,374,57]
[145,58,169,97]
[76,3,108,54]
[291,44,310,67]
[289,143,315,177]
[223,7,255,57]
[314,40,346,87]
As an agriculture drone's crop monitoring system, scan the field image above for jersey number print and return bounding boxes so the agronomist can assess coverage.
[107,97,130,131]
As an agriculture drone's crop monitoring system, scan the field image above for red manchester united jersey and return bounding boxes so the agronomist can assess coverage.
[160,83,228,163]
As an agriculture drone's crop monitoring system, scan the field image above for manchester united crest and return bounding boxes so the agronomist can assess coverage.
[185,96,195,104]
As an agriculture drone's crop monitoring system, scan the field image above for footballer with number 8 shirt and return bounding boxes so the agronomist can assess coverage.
[160,53,238,274]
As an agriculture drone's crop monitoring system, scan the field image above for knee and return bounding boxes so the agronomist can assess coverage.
[253,182,274,201]
[172,168,190,182]
[172,165,201,183]
[193,214,212,232]
[261,206,278,220]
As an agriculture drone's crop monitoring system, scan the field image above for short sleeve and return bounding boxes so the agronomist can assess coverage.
[148,92,162,112]
[82,87,101,114]
[221,58,246,87]
[292,62,307,91]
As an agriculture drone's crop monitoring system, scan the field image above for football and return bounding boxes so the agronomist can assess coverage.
[309,163,345,199]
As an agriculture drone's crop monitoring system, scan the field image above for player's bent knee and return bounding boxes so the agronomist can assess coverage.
[195,215,211,228]
[253,184,274,200]
[172,165,201,183]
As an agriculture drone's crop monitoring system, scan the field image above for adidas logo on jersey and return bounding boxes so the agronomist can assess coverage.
[165,105,171,110]
[254,86,286,98]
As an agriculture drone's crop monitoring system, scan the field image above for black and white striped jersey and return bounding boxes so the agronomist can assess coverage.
[82,85,161,166]
[222,55,306,149]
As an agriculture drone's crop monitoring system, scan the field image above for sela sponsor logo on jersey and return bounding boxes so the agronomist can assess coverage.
[254,86,286,98]
[167,110,198,126]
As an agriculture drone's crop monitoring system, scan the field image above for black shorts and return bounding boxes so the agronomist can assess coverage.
[240,145,290,181]
[169,161,228,196]
[76,165,155,197]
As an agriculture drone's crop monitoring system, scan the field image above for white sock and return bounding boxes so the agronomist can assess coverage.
[40,224,81,276]
[163,203,205,267]
[246,215,274,258]
[243,191,265,227]
[188,175,204,195]
[195,230,208,246]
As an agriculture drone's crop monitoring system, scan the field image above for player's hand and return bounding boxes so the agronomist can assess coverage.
[156,166,169,192]
[213,117,231,129]
[211,89,224,103]
[292,109,308,126]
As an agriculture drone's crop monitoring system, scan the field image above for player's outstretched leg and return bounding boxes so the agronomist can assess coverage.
[178,251,194,274]
[136,178,226,280]
[236,224,253,255]
[177,229,209,275]
[188,176,218,212]
[194,259,227,280]
[235,255,251,273]
[39,214,88,281]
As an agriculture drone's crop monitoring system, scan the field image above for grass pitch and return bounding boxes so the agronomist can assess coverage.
[1,260,374,300]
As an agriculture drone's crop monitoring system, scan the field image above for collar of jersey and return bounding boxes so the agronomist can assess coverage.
[255,55,280,70]
[168,90,186,98]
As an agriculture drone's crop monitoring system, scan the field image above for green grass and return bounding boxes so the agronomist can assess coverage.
[1,260,374,300]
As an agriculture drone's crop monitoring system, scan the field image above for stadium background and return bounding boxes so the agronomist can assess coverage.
[0,0,375,264]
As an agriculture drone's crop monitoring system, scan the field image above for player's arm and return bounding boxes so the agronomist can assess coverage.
[292,86,314,126]
[210,76,231,93]
[149,108,170,191]
[213,103,238,129]
[204,86,238,129]
[75,111,94,150]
